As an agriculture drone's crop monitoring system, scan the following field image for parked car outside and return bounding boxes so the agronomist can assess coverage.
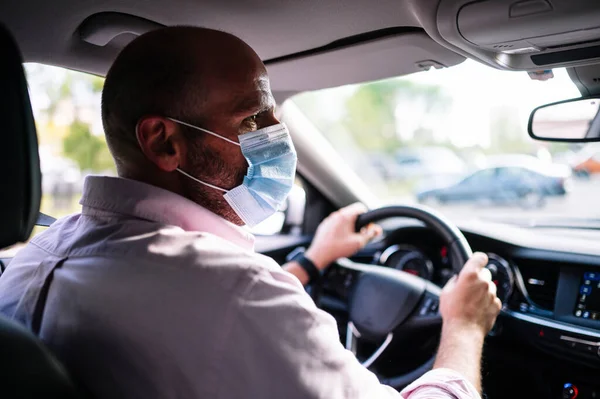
[416,159,572,208]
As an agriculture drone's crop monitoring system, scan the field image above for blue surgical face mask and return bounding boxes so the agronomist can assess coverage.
[167,118,297,227]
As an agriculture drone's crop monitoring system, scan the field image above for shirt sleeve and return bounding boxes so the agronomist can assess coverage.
[400,368,481,399]
[218,259,480,399]
[219,262,399,399]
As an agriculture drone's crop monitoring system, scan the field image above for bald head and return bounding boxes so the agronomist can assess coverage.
[102,26,270,171]
[101,26,279,224]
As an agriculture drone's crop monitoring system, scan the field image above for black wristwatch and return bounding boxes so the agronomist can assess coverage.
[286,247,321,283]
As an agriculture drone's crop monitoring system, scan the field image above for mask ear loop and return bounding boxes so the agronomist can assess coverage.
[176,168,229,193]
[167,117,241,146]
[135,118,232,193]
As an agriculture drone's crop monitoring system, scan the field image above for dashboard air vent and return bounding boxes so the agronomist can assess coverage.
[515,259,559,311]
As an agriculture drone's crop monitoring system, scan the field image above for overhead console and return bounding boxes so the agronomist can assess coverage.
[435,0,600,70]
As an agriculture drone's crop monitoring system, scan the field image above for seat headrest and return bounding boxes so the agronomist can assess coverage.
[0,25,41,249]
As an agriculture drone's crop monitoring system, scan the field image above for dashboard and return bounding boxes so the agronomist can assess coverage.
[255,217,600,396]
[248,214,600,397]
[374,243,514,304]
[316,220,600,396]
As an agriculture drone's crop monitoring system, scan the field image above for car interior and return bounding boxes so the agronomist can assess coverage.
[3,1,600,398]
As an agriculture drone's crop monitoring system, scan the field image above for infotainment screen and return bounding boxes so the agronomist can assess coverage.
[574,271,600,320]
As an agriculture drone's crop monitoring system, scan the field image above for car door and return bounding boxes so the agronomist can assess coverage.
[444,168,496,202]
[496,167,541,200]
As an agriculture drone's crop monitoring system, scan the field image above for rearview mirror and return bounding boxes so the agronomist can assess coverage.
[528,97,600,142]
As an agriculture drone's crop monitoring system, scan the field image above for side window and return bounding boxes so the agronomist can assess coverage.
[460,168,495,186]
[497,167,521,180]
[0,63,110,258]
[498,167,539,185]
[26,63,112,219]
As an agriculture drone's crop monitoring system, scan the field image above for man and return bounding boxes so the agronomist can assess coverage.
[0,27,500,398]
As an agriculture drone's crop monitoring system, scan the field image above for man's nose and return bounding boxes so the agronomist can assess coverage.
[264,113,281,127]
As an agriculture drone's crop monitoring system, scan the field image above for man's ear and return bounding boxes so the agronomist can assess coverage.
[135,116,184,172]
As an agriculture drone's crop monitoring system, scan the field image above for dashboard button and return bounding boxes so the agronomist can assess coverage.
[582,344,597,354]
[564,340,579,350]
[560,336,580,350]
[580,286,592,295]
[519,302,528,312]
[562,383,579,399]
[425,300,439,315]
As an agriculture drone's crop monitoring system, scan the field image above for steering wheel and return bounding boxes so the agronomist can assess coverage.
[323,205,473,389]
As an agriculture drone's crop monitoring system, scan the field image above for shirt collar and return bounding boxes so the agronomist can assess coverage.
[80,176,255,251]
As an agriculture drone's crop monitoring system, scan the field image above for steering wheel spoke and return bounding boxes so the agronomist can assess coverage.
[403,285,443,329]
[345,321,394,368]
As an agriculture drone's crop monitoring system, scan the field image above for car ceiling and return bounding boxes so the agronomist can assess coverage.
[0,0,467,99]
[4,0,600,99]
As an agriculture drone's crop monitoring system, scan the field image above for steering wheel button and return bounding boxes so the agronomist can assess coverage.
[430,301,439,313]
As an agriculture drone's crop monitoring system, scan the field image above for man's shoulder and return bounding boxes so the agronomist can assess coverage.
[144,226,275,270]
[26,213,276,277]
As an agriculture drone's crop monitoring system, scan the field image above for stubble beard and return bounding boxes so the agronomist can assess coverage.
[183,142,247,226]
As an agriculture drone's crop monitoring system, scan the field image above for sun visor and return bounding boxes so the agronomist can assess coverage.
[265,31,465,93]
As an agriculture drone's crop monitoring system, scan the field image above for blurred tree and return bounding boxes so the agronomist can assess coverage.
[63,120,113,172]
[89,76,104,94]
[342,79,452,153]
[25,64,113,172]
[343,81,399,152]
[489,105,533,154]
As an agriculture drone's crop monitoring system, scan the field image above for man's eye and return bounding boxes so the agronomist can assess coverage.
[243,114,259,130]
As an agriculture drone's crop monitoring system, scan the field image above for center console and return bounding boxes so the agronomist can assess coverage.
[500,264,600,398]
[555,268,600,331]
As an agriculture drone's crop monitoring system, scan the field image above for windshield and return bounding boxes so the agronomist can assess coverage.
[291,60,599,224]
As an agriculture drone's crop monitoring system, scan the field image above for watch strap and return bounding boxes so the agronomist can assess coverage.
[288,247,321,283]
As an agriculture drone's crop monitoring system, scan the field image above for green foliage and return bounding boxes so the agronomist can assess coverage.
[343,81,399,152]
[63,120,114,172]
[89,76,104,94]
[342,79,452,153]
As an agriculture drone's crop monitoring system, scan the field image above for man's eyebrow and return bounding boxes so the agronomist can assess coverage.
[232,93,275,116]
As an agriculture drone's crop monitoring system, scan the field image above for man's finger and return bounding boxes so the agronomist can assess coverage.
[488,280,498,297]
[356,225,379,247]
[461,252,489,274]
[479,267,492,282]
[363,223,382,239]
[442,275,458,291]
[339,202,368,217]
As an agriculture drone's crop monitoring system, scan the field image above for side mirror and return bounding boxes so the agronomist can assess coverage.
[528,97,600,142]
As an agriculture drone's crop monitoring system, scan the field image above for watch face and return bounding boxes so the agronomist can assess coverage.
[286,247,306,262]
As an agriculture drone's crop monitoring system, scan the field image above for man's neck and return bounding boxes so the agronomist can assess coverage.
[118,169,245,226]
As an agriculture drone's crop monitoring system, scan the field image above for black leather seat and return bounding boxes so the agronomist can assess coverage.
[0,24,82,398]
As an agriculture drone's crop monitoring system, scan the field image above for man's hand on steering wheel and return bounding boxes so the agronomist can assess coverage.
[434,252,502,393]
[301,204,503,394]
[305,203,383,270]
[440,252,503,336]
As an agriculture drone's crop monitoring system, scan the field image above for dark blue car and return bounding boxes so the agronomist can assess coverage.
[416,162,571,208]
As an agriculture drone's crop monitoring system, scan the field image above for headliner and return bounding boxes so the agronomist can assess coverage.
[0,0,466,96]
